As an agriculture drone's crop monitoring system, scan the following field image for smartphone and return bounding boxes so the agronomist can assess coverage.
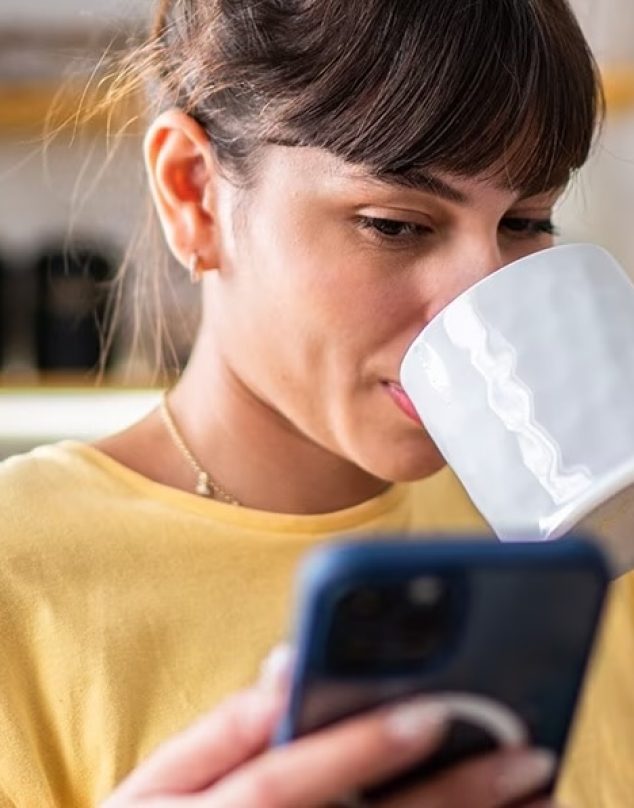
[276,536,609,800]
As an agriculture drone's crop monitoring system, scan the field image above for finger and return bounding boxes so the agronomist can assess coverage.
[508,802,561,808]
[113,686,284,798]
[257,643,295,695]
[200,697,448,808]
[522,802,561,808]
[379,747,557,808]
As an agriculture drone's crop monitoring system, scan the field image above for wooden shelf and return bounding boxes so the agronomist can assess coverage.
[0,371,173,390]
[0,78,143,138]
[602,66,634,113]
[1,64,634,137]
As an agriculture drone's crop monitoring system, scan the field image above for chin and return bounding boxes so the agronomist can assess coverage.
[388,453,447,483]
[360,432,448,483]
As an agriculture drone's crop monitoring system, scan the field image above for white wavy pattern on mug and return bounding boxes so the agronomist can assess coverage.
[440,297,592,506]
[415,342,452,400]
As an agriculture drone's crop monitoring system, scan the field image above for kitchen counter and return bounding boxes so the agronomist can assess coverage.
[0,387,161,460]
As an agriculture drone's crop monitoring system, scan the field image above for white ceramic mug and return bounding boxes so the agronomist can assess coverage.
[400,243,634,576]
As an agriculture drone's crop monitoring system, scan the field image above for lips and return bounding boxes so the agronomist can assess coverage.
[383,381,422,425]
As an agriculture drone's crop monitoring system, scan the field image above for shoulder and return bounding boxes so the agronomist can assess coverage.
[558,569,634,805]
[1,439,86,483]
[0,443,137,802]
[0,441,135,557]
[1,441,83,515]
[597,570,634,675]
[1,440,109,507]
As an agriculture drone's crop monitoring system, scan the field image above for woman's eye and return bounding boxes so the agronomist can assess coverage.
[501,217,558,237]
[357,216,432,242]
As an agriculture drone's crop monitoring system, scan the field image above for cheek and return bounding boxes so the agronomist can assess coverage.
[503,234,555,264]
[233,200,436,406]
[246,212,404,347]
[286,225,428,343]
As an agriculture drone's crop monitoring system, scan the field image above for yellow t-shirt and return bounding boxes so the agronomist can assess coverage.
[0,441,630,806]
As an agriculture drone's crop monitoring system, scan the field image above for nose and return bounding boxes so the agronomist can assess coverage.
[424,240,505,322]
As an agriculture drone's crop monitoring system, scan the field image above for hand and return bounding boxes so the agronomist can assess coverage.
[102,648,560,808]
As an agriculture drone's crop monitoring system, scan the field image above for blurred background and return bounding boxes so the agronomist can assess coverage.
[1,0,634,458]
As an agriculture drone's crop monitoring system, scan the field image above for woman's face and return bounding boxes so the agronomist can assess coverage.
[209,146,560,482]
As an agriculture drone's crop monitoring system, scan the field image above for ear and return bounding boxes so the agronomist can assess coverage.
[144,109,221,273]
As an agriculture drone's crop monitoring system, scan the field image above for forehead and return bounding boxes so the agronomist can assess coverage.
[258,145,563,207]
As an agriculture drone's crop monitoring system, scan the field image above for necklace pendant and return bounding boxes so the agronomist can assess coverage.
[195,472,212,497]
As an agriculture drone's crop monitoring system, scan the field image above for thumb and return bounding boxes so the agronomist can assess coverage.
[104,686,283,802]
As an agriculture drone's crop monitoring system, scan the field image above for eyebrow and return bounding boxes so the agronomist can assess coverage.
[355,168,562,206]
[344,166,471,205]
[376,170,471,204]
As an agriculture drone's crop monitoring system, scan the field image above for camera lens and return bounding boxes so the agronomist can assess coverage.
[408,576,445,606]
[329,577,456,675]
[342,587,384,619]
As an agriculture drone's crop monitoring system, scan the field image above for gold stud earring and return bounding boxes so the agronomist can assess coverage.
[189,253,204,284]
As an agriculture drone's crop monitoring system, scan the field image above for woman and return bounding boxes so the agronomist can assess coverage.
[1,0,631,805]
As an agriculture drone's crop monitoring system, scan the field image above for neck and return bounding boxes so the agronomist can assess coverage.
[167,335,391,514]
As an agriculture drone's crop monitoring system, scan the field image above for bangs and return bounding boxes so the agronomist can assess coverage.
[274,0,603,196]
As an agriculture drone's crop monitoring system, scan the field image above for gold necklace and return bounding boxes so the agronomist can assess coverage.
[159,394,241,506]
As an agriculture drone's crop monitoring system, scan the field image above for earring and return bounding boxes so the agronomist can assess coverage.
[189,253,204,284]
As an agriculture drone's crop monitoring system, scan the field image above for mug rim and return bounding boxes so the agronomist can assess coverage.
[402,241,617,364]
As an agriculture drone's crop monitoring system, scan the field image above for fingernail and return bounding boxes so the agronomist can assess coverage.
[496,749,557,801]
[385,698,448,744]
[258,643,294,692]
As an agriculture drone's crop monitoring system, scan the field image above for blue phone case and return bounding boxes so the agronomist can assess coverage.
[277,536,609,798]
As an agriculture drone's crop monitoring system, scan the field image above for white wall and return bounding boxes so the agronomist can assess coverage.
[558,114,634,275]
[570,0,634,63]
[558,1,634,275]
[0,135,144,261]
[0,0,148,30]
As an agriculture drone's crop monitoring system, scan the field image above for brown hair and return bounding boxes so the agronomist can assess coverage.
[103,0,604,377]
[147,0,603,193]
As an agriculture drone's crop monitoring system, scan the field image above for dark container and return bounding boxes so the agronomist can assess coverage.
[34,244,115,373]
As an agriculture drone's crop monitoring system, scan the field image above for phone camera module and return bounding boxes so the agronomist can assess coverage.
[343,587,384,619]
[329,577,455,675]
